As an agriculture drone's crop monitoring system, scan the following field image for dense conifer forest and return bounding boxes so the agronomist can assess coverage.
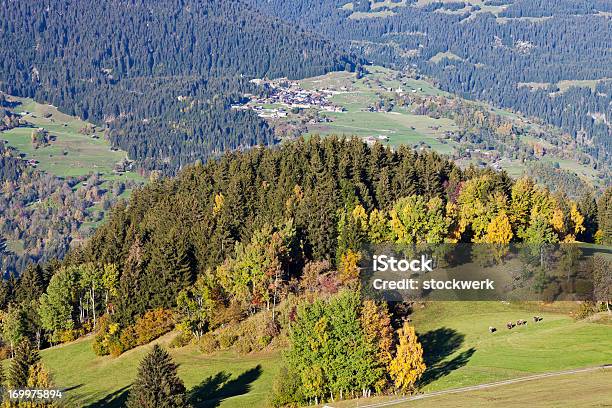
[0,0,358,173]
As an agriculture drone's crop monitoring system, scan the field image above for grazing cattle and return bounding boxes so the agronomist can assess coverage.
[489,326,497,333]
[517,319,527,326]
[506,322,514,329]
[533,316,543,322]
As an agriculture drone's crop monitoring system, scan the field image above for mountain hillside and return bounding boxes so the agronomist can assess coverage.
[0,0,358,172]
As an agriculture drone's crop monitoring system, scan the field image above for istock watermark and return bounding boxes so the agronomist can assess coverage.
[360,243,611,302]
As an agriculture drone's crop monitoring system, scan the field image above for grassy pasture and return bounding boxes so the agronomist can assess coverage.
[299,67,457,153]
[518,78,611,94]
[1,96,135,178]
[35,333,282,408]
[29,302,612,408]
[307,110,457,154]
[430,52,464,63]
[331,367,612,407]
[411,302,612,392]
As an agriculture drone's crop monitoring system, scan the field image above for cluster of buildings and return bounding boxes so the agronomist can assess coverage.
[363,135,390,146]
[235,78,345,119]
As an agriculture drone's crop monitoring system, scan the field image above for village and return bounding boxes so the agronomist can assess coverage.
[233,78,346,119]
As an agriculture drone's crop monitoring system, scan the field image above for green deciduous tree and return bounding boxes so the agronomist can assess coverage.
[2,305,27,357]
[389,195,450,244]
[285,291,382,403]
[39,267,78,343]
[176,274,218,340]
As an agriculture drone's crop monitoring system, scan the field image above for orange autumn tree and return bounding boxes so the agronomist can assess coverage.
[389,321,426,393]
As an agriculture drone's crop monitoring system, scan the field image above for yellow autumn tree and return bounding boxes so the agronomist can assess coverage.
[361,300,393,392]
[2,362,55,408]
[368,208,389,243]
[569,203,586,240]
[339,249,361,284]
[551,208,565,233]
[389,322,426,393]
[212,193,225,214]
[485,211,513,244]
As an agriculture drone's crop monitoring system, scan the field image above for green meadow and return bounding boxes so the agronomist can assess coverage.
[300,67,457,154]
[36,334,282,408]
[333,367,612,407]
[2,97,139,179]
[28,302,612,408]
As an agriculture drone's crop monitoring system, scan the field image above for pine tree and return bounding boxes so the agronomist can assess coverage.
[8,339,40,388]
[389,322,426,394]
[577,192,598,243]
[127,345,190,408]
[15,264,44,305]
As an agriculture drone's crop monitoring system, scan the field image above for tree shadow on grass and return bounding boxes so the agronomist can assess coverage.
[417,327,476,387]
[189,365,262,408]
[83,385,130,408]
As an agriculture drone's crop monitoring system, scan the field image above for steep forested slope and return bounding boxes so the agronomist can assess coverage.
[0,0,358,172]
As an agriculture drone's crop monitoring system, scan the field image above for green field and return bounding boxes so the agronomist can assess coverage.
[37,334,282,408]
[332,367,612,407]
[345,0,508,20]
[409,302,612,393]
[299,67,457,154]
[30,302,612,408]
[1,97,138,179]
[308,111,457,154]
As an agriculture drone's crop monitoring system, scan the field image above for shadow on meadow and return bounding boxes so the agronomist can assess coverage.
[83,385,130,408]
[417,327,476,386]
[189,365,263,408]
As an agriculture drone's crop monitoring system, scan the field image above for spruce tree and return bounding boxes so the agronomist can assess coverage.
[15,264,44,304]
[127,345,191,408]
[8,339,40,388]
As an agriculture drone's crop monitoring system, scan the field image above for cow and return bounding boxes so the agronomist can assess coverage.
[489,326,497,333]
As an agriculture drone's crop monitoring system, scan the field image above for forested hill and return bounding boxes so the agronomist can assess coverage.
[247,0,612,168]
[0,0,358,173]
[58,136,609,326]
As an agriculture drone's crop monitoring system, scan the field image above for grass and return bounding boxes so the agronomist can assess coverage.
[38,333,282,408]
[518,78,611,94]
[430,52,464,63]
[1,96,141,180]
[31,302,612,408]
[298,67,457,153]
[308,110,457,154]
[410,302,612,392]
[331,367,612,407]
